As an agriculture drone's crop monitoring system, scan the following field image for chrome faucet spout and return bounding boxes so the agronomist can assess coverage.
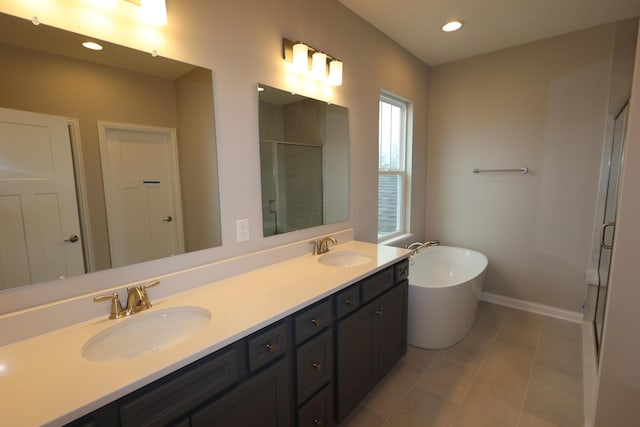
[406,240,441,253]
[406,242,423,251]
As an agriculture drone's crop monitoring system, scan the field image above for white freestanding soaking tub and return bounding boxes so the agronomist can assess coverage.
[407,246,488,349]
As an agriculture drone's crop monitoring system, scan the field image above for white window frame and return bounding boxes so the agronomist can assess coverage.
[378,91,412,242]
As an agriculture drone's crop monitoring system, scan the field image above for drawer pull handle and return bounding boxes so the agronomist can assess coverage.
[312,362,322,371]
[265,343,277,353]
[313,419,323,426]
[344,298,352,306]
[311,318,321,327]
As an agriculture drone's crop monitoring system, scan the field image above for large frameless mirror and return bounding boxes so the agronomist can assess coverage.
[0,12,221,293]
[258,84,349,236]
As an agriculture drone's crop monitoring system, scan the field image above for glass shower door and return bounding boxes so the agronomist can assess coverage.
[594,102,628,357]
[260,141,323,236]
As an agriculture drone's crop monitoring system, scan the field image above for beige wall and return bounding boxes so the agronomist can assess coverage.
[175,67,222,252]
[594,21,640,426]
[426,24,616,311]
[0,0,429,306]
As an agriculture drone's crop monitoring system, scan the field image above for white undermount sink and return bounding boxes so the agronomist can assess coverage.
[318,250,372,267]
[82,306,211,362]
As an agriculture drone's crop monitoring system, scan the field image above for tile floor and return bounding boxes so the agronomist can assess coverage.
[338,302,583,427]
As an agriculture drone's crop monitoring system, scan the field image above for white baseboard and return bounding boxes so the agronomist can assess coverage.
[480,292,584,323]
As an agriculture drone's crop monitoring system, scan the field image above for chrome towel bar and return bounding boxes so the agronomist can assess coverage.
[472,167,528,174]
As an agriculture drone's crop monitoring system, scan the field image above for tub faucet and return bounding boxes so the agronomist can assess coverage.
[406,240,440,252]
[407,242,424,251]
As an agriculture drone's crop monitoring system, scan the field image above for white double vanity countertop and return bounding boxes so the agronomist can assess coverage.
[1,240,410,427]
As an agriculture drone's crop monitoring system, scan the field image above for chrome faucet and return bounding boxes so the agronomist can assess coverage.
[406,240,440,253]
[94,280,160,319]
[312,236,337,255]
[406,242,424,251]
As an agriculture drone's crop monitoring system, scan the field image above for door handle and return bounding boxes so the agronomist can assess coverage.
[64,234,79,243]
[601,222,615,249]
[163,216,173,222]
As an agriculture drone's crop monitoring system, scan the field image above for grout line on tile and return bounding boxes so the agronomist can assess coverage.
[445,308,506,426]
[378,349,440,426]
[516,317,543,426]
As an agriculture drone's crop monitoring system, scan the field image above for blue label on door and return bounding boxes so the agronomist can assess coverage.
[143,180,160,184]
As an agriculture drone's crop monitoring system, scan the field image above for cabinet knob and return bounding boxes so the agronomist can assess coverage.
[313,419,323,426]
[265,343,277,353]
[375,307,387,317]
[312,362,322,371]
[311,317,321,327]
[344,298,352,306]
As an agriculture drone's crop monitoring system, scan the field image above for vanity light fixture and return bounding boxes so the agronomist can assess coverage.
[124,0,167,26]
[442,20,463,32]
[311,51,328,80]
[283,38,343,86]
[82,41,104,51]
[329,59,343,86]
[292,42,309,72]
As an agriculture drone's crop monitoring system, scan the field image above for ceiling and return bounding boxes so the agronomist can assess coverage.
[0,12,197,80]
[338,0,640,65]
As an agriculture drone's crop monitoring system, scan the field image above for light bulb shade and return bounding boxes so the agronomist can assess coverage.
[140,0,167,25]
[329,60,343,86]
[292,43,309,72]
[312,52,327,80]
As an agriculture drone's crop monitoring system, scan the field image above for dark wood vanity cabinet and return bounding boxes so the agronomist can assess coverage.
[66,259,408,427]
[190,357,292,427]
[335,263,409,422]
[293,299,334,427]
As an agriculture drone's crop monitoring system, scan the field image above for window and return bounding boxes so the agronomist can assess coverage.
[378,92,411,241]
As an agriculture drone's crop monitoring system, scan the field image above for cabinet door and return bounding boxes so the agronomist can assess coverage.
[335,302,377,422]
[377,280,408,378]
[190,358,292,427]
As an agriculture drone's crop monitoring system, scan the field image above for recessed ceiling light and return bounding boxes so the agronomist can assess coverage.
[442,21,463,32]
[82,41,103,51]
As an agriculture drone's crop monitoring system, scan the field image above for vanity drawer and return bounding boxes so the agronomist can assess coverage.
[360,267,394,303]
[295,329,333,404]
[120,344,242,427]
[297,383,334,427]
[395,259,409,283]
[335,285,360,320]
[248,321,289,372]
[294,299,332,344]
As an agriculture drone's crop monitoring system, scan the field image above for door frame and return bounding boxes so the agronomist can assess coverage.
[67,118,95,273]
[97,121,184,265]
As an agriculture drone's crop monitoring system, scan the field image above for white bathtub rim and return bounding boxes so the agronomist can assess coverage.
[408,246,488,289]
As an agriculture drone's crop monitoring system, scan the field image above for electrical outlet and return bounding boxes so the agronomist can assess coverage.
[236,219,249,242]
